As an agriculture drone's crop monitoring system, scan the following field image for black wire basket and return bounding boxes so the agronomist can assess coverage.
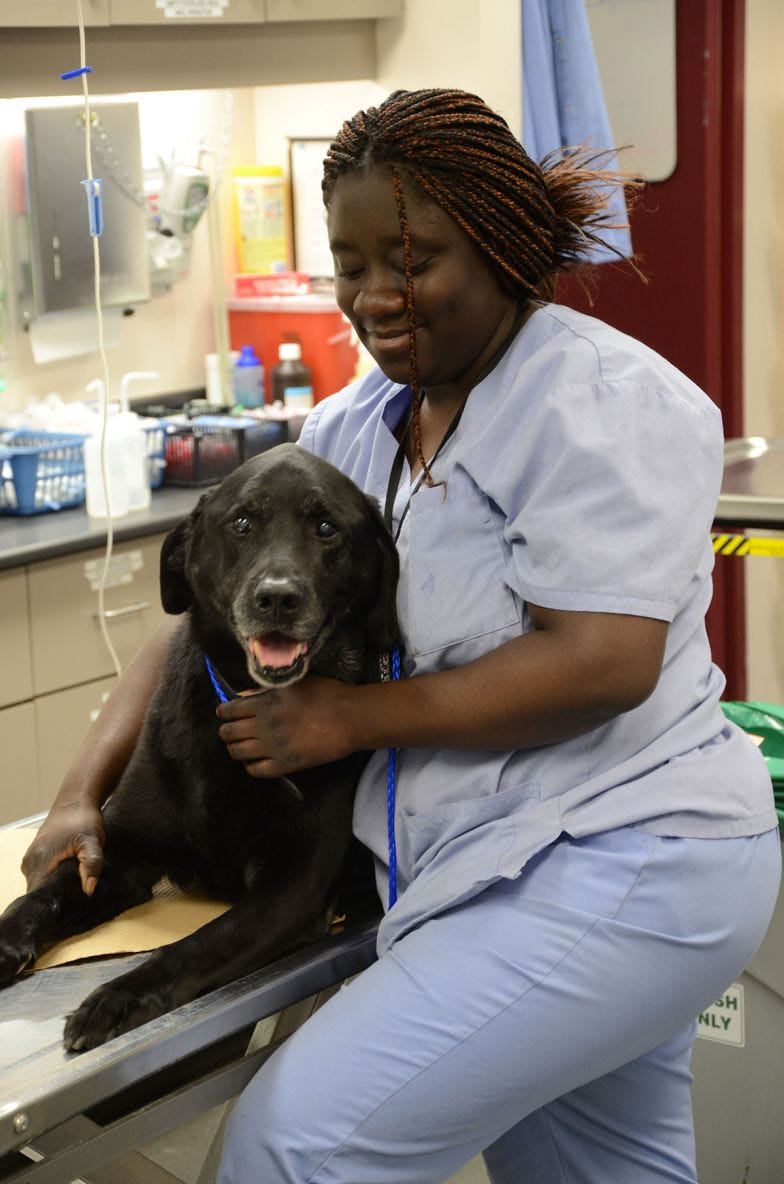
[162,418,288,487]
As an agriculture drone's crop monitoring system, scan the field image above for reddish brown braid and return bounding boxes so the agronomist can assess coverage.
[322,88,641,475]
[390,168,433,484]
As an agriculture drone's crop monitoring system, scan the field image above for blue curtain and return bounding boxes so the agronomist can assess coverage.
[522,0,633,261]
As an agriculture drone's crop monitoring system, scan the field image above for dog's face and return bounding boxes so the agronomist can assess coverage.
[160,445,399,689]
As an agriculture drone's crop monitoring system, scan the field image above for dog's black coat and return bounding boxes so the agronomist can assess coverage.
[0,445,398,1050]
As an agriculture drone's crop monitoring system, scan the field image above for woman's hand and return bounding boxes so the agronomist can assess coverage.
[217,608,668,775]
[216,677,360,778]
[22,802,107,896]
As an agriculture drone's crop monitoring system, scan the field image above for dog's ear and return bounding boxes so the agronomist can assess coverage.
[159,491,213,614]
[363,495,400,652]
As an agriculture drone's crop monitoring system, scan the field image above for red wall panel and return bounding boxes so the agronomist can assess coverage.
[556,0,747,697]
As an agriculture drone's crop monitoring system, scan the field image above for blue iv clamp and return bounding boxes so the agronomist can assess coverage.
[81,178,104,237]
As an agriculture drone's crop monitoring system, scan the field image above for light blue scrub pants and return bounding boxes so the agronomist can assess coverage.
[218,826,781,1184]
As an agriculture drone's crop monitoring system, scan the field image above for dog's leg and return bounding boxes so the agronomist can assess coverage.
[0,856,160,985]
[63,878,336,1051]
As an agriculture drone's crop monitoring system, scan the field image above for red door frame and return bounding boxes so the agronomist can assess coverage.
[556,0,747,698]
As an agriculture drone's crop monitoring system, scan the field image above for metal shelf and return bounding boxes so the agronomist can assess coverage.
[715,437,784,528]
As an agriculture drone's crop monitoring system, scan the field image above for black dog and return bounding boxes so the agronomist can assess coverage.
[0,444,398,1050]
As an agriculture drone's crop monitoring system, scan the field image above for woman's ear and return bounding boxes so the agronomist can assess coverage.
[159,491,213,614]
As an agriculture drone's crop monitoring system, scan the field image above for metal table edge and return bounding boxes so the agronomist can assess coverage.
[0,920,379,1156]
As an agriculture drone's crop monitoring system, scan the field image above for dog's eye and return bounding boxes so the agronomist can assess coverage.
[231,516,252,536]
[316,519,338,539]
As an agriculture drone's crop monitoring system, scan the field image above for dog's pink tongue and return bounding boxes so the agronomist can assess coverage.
[249,635,306,669]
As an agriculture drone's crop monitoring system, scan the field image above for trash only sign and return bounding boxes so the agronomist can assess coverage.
[697,983,745,1047]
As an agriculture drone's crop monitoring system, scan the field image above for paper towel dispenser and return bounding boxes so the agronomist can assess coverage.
[23,102,149,318]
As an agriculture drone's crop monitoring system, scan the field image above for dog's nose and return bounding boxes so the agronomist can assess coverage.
[255,576,303,615]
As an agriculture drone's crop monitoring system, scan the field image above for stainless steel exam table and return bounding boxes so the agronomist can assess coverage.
[0,919,379,1184]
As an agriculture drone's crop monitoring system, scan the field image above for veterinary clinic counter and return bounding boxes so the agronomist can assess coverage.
[0,488,205,826]
[0,486,204,573]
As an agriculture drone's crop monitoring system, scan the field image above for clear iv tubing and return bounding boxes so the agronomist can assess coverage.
[203,142,233,406]
[76,0,123,679]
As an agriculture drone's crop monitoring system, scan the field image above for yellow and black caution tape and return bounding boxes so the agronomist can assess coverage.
[712,532,784,558]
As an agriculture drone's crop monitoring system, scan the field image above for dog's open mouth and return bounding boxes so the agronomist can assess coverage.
[247,633,311,684]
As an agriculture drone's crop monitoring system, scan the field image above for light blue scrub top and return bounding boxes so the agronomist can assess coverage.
[300,304,777,952]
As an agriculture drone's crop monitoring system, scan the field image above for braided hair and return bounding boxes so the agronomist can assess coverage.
[323,87,637,481]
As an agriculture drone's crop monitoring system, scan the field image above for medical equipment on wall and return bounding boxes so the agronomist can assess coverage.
[18,95,232,328]
[147,162,210,294]
[21,103,150,321]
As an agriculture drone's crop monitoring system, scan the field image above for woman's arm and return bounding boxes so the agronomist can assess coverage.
[22,615,182,895]
[216,607,669,777]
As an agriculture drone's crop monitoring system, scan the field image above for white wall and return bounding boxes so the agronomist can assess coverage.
[742,0,784,702]
[375,0,522,139]
[252,80,389,169]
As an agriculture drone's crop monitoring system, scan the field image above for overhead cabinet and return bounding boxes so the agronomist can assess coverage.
[265,0,401,18]
[0,0,109,25]
[108,0,266,24]
[0,0,400,26]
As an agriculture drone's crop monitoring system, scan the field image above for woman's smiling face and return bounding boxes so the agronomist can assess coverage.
[327,167,520,399]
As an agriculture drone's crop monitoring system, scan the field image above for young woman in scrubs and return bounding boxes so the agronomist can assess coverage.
[24,89,781,1184]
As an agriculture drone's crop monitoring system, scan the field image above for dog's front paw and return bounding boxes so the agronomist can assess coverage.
[0,928,36,985]
[64,980,172,1051]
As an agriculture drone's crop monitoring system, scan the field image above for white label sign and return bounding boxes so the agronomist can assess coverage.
[697,982,745,1047]
[83,550,144,592]
[156,0,229,17]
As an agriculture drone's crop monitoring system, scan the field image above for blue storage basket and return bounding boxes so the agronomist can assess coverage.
[0,430,87,515]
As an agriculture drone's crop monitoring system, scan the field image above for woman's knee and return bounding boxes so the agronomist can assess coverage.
[218,1055,315,1184]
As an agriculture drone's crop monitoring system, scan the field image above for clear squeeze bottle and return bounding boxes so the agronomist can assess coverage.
[270,342,314,411]
[232,344,265,408]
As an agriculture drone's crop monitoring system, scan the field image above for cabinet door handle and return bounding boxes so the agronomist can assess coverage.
[92,601,152,621]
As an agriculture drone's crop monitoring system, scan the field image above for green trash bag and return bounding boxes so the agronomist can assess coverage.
[721,700,784,833]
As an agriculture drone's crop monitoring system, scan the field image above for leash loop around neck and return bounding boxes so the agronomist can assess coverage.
[211,645,402,907]
[205,654,231,704]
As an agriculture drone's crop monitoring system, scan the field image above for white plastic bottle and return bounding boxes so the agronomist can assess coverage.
[84,424,131,519]
[117,412,151,511]
[119,372,158,510]
[83,379,151,518]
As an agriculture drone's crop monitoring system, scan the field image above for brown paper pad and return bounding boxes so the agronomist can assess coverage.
[0,827,230,970]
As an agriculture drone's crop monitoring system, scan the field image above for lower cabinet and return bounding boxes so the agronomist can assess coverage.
[0,567,33,708]
[28,536,167,697]
[33,677,119,815]
[0,532,167,827]
[0,702,40,825]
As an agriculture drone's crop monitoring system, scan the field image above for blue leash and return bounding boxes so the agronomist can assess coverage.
[385,646,401,908]
[207,649,402,908]
[204,654,230,704]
